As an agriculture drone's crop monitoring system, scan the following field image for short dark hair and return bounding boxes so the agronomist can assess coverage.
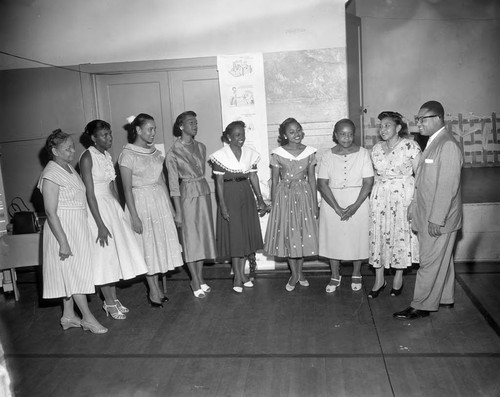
[221,120,245,144]
[334,118,355,134]
[420,100,445,120]
[173,111,197,137]
[278,118,302,146]
[84,120,111,138]
[45,129,70,160]
[377,111,408,137]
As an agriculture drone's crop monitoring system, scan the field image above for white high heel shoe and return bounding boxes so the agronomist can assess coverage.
[191,287,207,299]
[326,276,342,293]
[114,299,129,313]
[351,276,362,291]
[103,303,126,320]
[81,320,108,334]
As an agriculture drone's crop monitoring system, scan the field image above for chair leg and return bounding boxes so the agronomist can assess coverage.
[11,268,19,301]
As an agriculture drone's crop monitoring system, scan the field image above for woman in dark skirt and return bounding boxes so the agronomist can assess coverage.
[209,121,267,293]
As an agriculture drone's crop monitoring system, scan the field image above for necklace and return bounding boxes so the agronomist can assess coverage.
[180,139,194,146]
[387,138,401,151]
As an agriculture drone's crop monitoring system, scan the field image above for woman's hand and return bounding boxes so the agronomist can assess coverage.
[173,211,182,228]
[220,206,230,221]
[256,198,268,216]
[96,225,112,247]
[406,200,415,223]
[258,202,270,217]
[131,215,143,234]
[333,204,345,218]
[314,205,320,219]
[59,242,73,261]
[340,203,359,221]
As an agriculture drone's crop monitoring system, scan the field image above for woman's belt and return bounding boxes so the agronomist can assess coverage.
[132,183,160,189]
[223,177,248,182]
[181,176,205,183]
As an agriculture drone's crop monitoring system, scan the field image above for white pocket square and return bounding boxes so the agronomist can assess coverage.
[424,159,434,163]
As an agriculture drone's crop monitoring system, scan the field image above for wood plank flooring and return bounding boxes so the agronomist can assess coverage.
[1,262,500,397]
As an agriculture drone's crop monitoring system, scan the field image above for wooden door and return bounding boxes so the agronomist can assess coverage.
[346,13,364,146]
[95,71,172,159]
[93,64,223,209]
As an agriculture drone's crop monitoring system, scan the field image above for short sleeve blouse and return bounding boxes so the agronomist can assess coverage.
[317,147,374,188]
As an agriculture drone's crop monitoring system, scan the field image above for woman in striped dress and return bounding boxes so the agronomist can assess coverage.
[38,129,107,334]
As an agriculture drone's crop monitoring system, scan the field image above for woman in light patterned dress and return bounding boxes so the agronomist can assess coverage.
[264,118,319,292]
[368,111,421,298]
[38,129,107,333]
[80,120,148,319]
[119,114,183,307]
[317,119,374,293]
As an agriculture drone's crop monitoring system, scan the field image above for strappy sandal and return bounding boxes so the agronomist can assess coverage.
[326,276,342,293]
[351,276,362,291]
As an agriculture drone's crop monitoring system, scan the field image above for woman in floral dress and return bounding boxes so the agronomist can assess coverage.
[368,111,421,298]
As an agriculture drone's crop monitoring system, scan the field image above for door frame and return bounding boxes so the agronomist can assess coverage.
[79,56,218,124]
[345,12,364,146]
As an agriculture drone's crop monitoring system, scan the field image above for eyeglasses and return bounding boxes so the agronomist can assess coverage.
[415,115,438,124]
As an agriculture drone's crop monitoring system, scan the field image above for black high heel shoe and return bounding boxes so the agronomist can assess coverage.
[368,281,387,299]
[390,282,404,296]
[147,294,164,308]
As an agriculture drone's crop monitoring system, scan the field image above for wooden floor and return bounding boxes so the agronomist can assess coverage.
[1,262,500,397]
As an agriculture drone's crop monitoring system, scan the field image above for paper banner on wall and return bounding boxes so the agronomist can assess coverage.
[217,53,274,270]
[216,53,270,198]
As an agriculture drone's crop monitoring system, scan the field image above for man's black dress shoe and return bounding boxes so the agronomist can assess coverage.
[393,306,430,320]
[439,303,454,308]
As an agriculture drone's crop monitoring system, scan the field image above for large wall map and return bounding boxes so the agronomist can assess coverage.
[264,48,347,125]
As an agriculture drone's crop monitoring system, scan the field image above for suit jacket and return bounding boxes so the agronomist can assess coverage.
[411,128,463,234]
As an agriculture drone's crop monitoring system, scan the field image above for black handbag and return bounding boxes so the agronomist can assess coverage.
[8,197,40,234]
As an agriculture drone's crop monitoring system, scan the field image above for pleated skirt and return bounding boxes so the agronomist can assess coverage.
[216,180,263,259]
[88,193,148,285]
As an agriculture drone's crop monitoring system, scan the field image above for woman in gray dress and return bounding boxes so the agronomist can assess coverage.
[166,111,217,298]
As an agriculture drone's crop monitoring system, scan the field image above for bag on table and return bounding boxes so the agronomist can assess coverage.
[8,197,40,234]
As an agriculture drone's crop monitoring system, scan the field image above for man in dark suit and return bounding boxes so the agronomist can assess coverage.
[394,100,463,320]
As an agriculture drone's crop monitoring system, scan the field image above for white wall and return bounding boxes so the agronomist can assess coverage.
[0,0,346,70]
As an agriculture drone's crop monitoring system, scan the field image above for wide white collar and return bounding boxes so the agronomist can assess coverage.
[272,146,317,161]
[210,145,260,173]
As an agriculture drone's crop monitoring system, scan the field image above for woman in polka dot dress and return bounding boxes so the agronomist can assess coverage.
[264,118,319,292]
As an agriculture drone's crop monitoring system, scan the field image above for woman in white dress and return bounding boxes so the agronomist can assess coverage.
[317,119,374,293]
[38,129,107,333]
[80,120,148,319]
